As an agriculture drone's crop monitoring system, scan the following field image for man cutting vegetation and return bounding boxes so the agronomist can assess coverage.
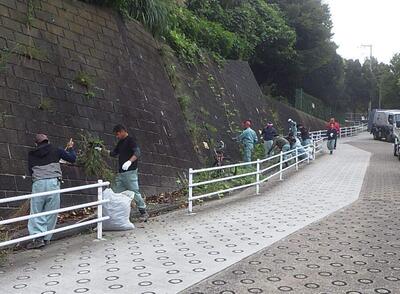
[109,124,148,222]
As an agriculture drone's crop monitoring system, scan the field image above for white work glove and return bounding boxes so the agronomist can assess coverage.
[122,160,132,171]
[330,133,334,138]
[94,147,102,151]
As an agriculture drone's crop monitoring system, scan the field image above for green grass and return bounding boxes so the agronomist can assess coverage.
[74,71,94,88]
[38,97,53,111]
[0,230,10,264]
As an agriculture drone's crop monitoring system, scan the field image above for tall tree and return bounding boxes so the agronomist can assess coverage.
[342,59,369,112]
[262,0,339,102]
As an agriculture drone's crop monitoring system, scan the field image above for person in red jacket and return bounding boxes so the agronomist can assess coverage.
[327,118,340,149]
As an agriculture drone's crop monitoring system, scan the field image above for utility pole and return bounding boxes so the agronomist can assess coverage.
[361,44,377,110]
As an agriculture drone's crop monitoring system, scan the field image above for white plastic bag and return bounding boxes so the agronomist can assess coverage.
[102,188,135,231]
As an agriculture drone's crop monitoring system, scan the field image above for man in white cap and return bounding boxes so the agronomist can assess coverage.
[26,134,76,249]
[288,118,298,137]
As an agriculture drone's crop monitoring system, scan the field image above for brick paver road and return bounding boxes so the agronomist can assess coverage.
[0,134,377,294]
[184,134,400,293]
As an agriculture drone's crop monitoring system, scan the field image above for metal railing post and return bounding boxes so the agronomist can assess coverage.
[279,151,283,181]
[295,147,299,171]
[312,141,316,160]
[307,144,310,164]
[97,179,103,240]
[256,159,260,195]
[188,168,193,213]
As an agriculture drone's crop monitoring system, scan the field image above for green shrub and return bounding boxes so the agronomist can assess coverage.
[80,0,171,36]
[78,133,116,183]
[165,29,203,65]
[187,0,296,60]
[168,7,246,60]
[177,95,192,113]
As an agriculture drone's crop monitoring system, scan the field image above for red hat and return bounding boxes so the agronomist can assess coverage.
[243,120,252,127]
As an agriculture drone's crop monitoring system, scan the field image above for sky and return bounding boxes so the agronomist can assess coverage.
[324,0,400,64]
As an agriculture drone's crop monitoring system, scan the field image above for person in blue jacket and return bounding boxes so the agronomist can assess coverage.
[261,122,277,158]
[27,134,76,249]
[234,120,258,162]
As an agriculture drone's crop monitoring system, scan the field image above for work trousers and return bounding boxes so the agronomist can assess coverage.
[28,178,60,241]
[113,169,146,210]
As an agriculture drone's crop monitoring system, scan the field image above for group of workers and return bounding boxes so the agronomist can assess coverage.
[234,119,310,163]
[25,117,341,249]
[26,124,147,249]
[235,117,341,162]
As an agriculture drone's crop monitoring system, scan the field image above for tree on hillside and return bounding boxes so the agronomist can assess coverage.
[187,0,297,87]
[261,0,339,103]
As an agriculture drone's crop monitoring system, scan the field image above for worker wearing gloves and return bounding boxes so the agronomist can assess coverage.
[110,124,148,222]
[261,122,277,158]
[288,118,298,137]
[27,134,76,249]
[269,134,291,166]
[234,120,258,162]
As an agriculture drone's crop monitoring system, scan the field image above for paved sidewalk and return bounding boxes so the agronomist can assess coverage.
[0,136,370,294]
[185,134,400,294]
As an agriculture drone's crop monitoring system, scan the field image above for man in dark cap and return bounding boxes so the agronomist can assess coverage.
[110,124,148,222]
[26,134,76,249]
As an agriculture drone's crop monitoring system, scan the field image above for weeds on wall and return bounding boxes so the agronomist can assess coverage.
[38,97,53,111]
[0,48,13,73]
[78,133,116,183]
[84,91,95,99]
[75,71,96,99]
[17,44,48,61]
[22,0,49,62]
[0,43,48,73]
[26,0,38,27]
[74,71,93,88]
[177,95,191,114]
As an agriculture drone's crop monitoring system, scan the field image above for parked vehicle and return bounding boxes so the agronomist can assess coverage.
[368,109,400,142]
[393,120,400,159]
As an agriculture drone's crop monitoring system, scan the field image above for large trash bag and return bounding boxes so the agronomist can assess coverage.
[102,188,135,231]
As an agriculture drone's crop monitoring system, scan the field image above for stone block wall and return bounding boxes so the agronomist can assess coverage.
[0,0,327,213]
[0,0,197,209]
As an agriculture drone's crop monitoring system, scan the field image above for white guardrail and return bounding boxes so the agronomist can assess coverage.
[309,124,367,141]
[0,180,110,248]
[188,124,367,213]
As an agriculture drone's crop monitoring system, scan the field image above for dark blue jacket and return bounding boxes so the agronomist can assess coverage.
[327,128,337,140]
[262,126,277,141]
[28,143,76,181]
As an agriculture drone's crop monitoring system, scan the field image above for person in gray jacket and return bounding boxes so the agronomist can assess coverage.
[26,134,76,249]
[268,134,291,166]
